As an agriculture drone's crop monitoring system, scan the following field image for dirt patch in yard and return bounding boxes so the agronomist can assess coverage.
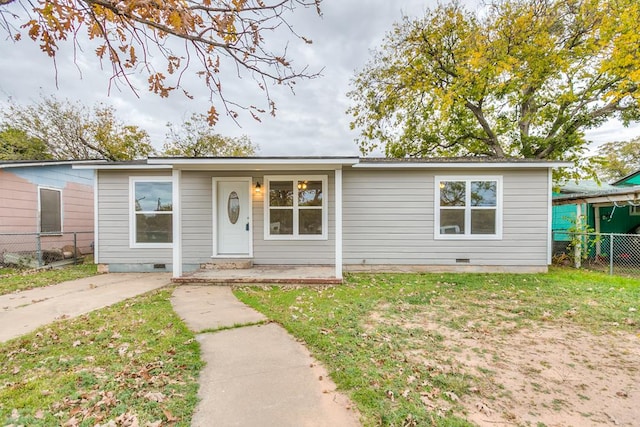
[454,325,638,426]
[368,307,640,426]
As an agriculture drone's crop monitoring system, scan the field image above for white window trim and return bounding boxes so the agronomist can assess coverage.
[630,205,640,216]
[129,176,173,249]
[263,175,328,241]
[38,186,63,235]
[434,175,503,240]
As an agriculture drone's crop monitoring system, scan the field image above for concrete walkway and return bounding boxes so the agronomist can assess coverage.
[0,273,170,342]
[171,286,361,427]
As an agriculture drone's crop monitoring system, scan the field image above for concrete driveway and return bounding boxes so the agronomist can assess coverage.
[0,273,170,343]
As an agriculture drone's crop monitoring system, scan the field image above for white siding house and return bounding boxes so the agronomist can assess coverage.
[76,157,569,279]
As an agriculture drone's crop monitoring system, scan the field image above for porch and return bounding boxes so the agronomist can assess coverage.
[172,265,342,285]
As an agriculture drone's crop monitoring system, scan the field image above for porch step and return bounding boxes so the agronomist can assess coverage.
[201,259,253,270]
[172,277,343,285]
[173,265,342,285]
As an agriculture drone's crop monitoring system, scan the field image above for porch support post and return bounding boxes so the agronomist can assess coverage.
[335,168,343,280]
[594,205,601,257]
[172,169,182,278]
[574,203,582,269]
[93,171,99,264]
[547,168,553,265]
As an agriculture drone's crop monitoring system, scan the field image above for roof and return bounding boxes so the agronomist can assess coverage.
[73,159,161,170]
[0,159,106,169]
[356,157,571,168]
[74,156,360,171]
[150,156,360,161]
[553,185,640,206]
[556,180,616,194]
[360,157,564,164]
[74,156,571,170]
[611,170,640,187]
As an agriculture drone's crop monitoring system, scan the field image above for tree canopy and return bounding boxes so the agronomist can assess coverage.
[2,97,259,161]
[162,113,257,157]
[348,0,640,173]
[3,96,156,161]
[0,0,322,124]
[0,126,52,160]
[594,137,640,182]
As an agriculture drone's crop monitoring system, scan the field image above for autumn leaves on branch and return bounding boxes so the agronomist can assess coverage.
[0,0,322,124]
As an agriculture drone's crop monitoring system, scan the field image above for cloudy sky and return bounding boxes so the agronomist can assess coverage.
[0,0,638,156]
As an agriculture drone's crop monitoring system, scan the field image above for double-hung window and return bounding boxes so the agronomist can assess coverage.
[265,175,328,240]
[130,178,173,248]
[435,176,502,239]
[39,187,62,234]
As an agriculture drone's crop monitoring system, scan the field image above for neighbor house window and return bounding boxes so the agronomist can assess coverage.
[39,187,62,234]
[130,178,173,247]
[265,175,328,240]
[435,176,502,239]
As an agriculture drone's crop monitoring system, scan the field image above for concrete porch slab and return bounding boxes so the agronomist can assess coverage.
[172,265,342,285]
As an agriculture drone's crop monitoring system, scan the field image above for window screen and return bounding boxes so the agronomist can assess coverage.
[40,188,62,234]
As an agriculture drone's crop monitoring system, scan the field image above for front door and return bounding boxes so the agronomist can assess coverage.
[216,179,251,255]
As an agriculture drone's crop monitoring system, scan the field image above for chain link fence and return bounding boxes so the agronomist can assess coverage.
[552,230,640,276]
[0,231,93,269]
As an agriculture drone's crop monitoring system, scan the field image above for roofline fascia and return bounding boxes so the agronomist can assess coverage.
[353,161,573,169]
[553,190,640,205]
[147,157,360,166]
[0,160,106,169]
[71,158,572,170]
[73,164,173,170]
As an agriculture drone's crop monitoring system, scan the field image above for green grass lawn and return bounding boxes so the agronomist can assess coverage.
[0,263,99,296]
[235,267,640,426]
[2,267,638,426]
[0,289,203,426]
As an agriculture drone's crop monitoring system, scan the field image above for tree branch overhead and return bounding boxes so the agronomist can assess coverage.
[347,0,640,180]
[0,0,323,124]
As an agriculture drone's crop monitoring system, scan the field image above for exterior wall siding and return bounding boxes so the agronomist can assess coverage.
[0,170,37,233]
[180,171,214,265]
[97,170,172,265]
[97,164,552,273]
[59,181,95,253]
[342,168,550,269]
[98,169,335,270]
[180,170,335,266]
[0,166,94,257]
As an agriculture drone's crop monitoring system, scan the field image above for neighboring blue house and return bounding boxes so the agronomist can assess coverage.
[0,160,98,266]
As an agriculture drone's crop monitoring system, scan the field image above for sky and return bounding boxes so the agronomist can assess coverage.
[0,0,639,157]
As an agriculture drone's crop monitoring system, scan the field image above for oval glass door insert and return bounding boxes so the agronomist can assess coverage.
[227,191,240,224]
